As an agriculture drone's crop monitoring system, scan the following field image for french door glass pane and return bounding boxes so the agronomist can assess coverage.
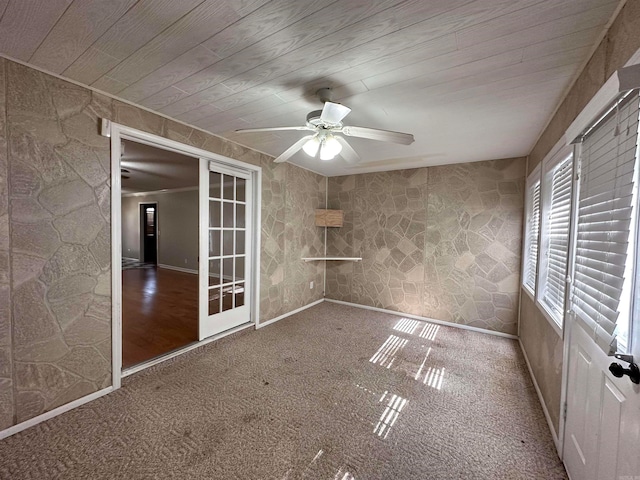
[209,200,221,227]
[236,231,245,255]
[222,257,233,282]
[210,172,221,199]
[223,202,234,228]
[234,283,245,307]
[236,204,245,228]
[222,285,233,312]
[235,256,245,281]
[209,288,220,315]
[209,230,221,257]
[209,259,221,286]
[236,178,245,202]
[223,175,234,200]
[223,231,233,255]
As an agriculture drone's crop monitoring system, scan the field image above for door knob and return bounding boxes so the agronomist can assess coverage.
[609,361,640,384]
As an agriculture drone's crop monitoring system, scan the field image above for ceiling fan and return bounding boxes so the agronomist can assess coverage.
[234,88,415,164]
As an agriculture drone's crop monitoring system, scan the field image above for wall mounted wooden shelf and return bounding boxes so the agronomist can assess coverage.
[315,209,344,227]
[302,257,362,262]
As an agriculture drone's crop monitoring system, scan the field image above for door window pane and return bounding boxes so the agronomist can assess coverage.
[209,230,221,257]
[209,172,221,199]
[234,283,245,307]
[223,202,234,228]
[222,257,233,283]
[223,175,234,200]
[209,200,221,227]
[235,256,245,281]
[236,204,245,228]
[209,259,221,286]
[236,230,245,255]
[208,288,221,315]
[236,178,246,202]
[222,285,233,312]
[223,231,234,255]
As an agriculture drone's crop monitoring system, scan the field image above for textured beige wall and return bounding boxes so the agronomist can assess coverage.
[5,61,112,425]
[0,58,324,428]
[519,293,563,432]
[121,190,199,270]
[0,58,11,430]
[326,158,525,335]
[520,0,640,435]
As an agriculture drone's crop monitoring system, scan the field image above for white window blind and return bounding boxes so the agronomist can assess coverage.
[524,179,541,293]
[572,92,640,355]
[540,155,573,323]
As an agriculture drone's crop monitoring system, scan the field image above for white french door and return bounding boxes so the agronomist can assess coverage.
[199,159,253,340]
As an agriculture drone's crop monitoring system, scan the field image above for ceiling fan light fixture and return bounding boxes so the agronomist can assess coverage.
[320,134,342,161]
[302,135,320,157]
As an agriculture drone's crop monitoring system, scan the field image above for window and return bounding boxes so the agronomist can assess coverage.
[538,151,574,331]
[572,91,640,355]
[523,171,541,296]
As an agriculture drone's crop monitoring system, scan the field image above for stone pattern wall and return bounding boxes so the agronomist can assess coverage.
[0,59,324,429]
[520,0,640,437]
[425,160,524,334]
[283,167,325,313]
[0,58,11,430]
[6,62,112,424]
[326,158,525,335]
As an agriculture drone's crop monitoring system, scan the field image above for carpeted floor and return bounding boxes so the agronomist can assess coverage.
[0,302,567,479]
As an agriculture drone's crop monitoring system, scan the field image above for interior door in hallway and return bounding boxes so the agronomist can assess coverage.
[140,202,157,264]
[199,159,252,340]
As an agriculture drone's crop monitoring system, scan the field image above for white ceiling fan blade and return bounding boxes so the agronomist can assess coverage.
[320,102,351,124]
[235,126,313,133]
[336,136,360,165]
[273,135,313,163]
[341,125,414,145]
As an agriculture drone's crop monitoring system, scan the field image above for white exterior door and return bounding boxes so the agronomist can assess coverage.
[563,319,640,480]
[563,91,640,479]
[199,159,252,340]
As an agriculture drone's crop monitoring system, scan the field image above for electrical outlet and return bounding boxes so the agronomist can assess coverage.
[184,259,188,264]
[310,281,314,289]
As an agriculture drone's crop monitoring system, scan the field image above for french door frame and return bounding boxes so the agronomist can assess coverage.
[105,120,261,389]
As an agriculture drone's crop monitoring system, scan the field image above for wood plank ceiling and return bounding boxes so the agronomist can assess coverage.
[0,0,621,176]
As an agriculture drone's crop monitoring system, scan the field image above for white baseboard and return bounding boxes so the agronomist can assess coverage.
[122,256,138,262]
[256,299,324,329]
[324,298,518,339]
[519,339,561,454]
[157,263,198,275]
[0,386,113,440]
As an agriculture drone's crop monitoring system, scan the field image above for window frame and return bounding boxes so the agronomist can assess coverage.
[522,165,542,301]
[535,144,575,338]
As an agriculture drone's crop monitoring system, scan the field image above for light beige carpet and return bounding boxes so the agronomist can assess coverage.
[0,302,567,479]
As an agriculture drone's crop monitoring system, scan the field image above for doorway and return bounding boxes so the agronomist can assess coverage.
[140,203,158,264]
[107,120,261,387]
[120,139,200,368]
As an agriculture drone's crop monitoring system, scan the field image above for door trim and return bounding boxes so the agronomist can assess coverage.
[105,119,261,390]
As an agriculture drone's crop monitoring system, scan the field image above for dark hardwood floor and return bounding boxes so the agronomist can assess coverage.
[122,267,198,368]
